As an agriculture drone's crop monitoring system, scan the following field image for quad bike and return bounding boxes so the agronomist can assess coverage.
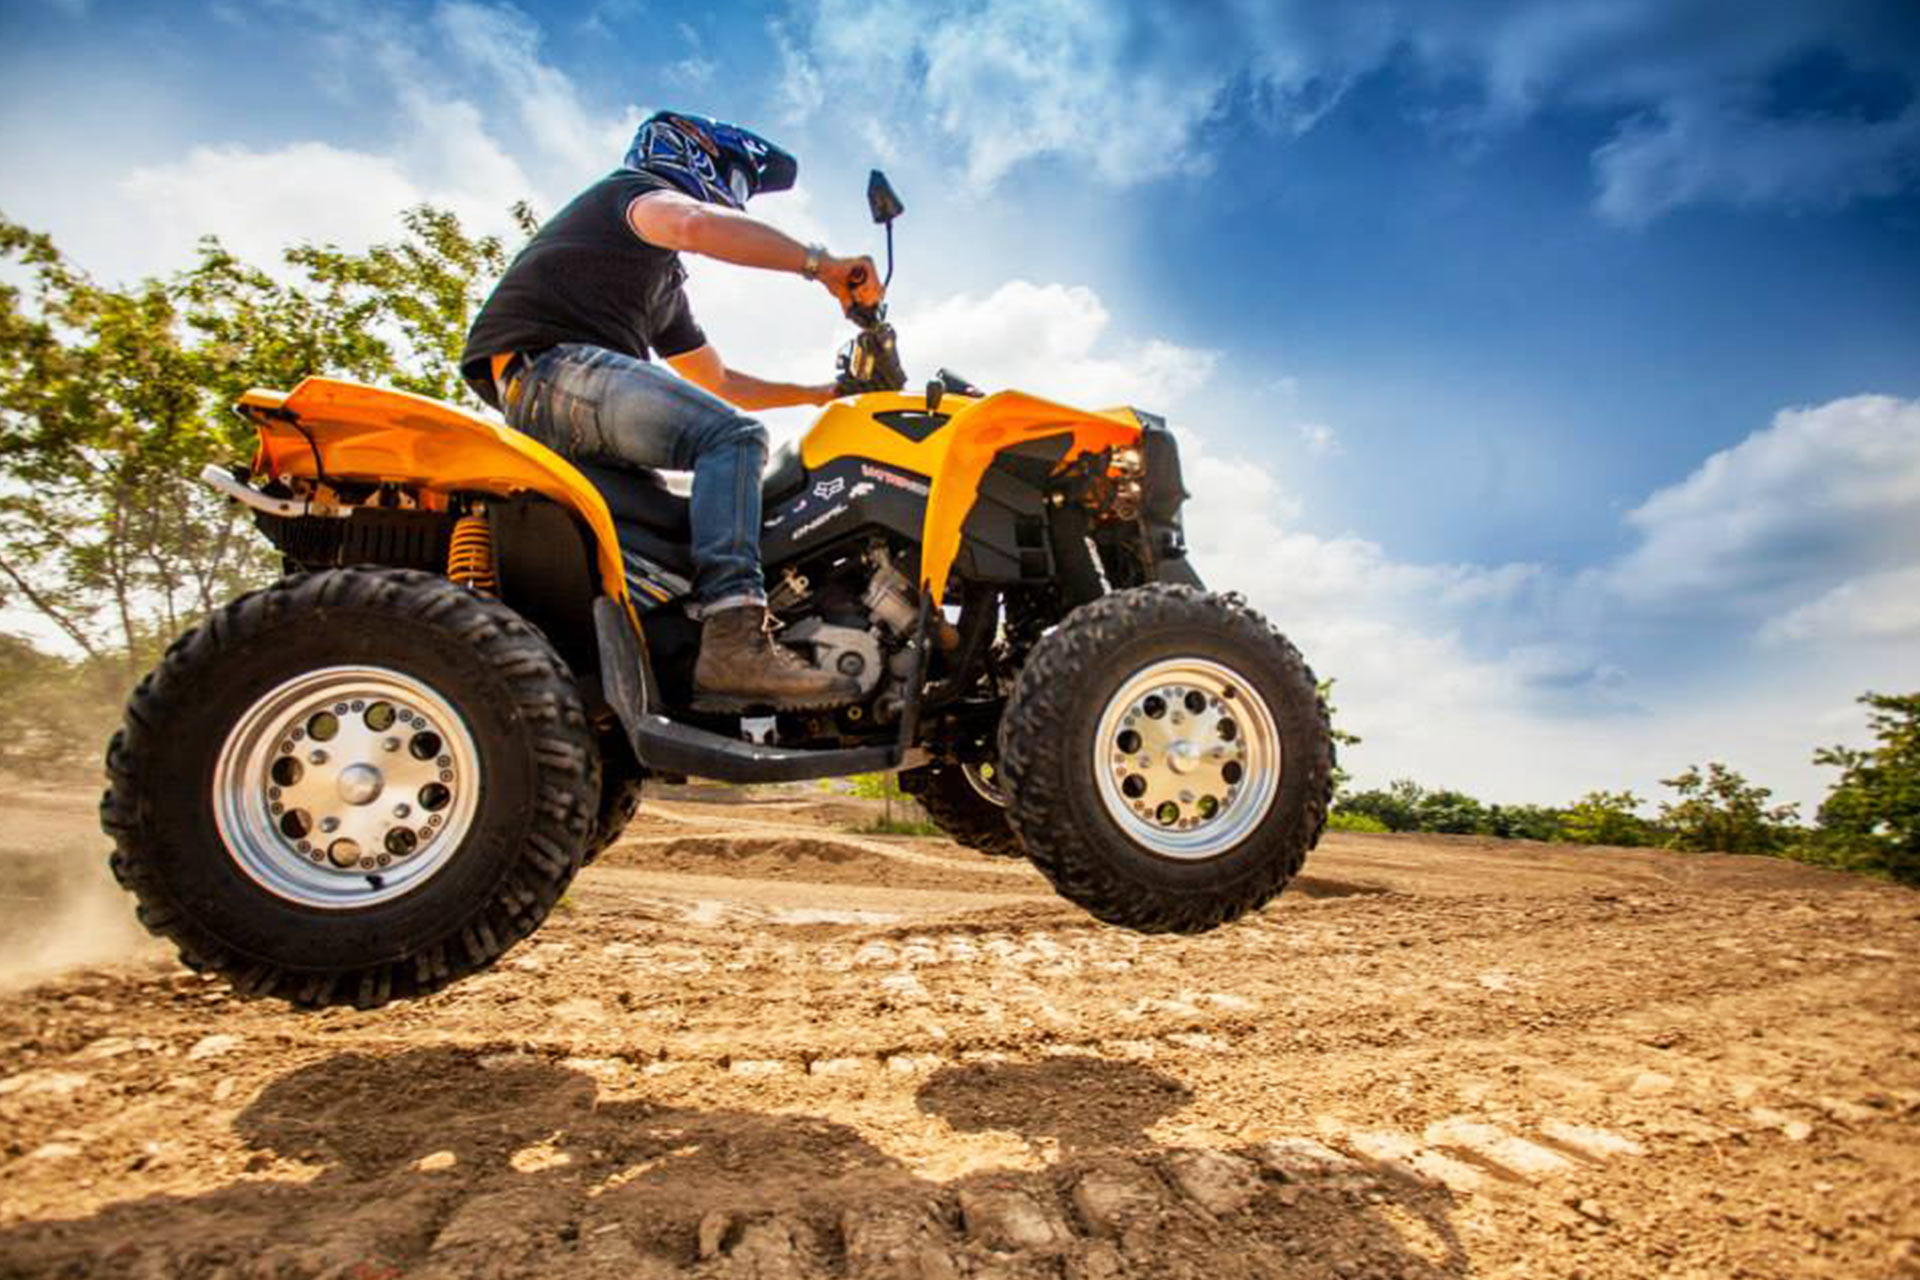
[103,172,1333,1009]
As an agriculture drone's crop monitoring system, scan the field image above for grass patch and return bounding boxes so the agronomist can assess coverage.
[856,816,945,837]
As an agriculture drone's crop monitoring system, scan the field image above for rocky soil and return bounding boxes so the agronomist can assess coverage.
[1,783,1916,1279]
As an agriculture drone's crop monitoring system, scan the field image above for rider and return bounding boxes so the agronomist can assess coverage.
[460,110,879,710]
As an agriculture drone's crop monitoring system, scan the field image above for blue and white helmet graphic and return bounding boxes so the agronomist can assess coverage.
[623,111,798,209]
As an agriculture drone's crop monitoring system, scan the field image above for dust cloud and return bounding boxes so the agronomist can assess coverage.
[0,778,162,990]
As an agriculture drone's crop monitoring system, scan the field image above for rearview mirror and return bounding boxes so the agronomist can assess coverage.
[867,170,905,224]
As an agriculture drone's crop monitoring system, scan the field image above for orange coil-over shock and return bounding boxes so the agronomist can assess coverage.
[447,511,496,594]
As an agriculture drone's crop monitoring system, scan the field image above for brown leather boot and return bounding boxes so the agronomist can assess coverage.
[692,604,861,711]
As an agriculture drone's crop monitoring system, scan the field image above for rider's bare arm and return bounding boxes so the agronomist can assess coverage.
[626,191,883,311]
[666,343,838,410]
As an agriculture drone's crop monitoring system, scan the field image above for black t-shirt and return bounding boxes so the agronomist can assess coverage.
[461,169,708,407]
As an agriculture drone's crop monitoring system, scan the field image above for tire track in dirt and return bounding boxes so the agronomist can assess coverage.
[1,793,1916,1278]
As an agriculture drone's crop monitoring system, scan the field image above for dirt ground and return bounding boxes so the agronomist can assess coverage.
[1,781,1916,1280]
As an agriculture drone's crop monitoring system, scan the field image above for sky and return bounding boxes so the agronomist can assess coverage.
[2,0,1918,812]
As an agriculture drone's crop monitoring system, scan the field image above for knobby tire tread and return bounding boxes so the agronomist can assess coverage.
[101,568,599,1009]
[997,584,1333,934]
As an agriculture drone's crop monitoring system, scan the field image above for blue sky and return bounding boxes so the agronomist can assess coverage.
[3,0,1919,810]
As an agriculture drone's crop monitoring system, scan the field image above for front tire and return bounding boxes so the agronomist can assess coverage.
[102,569,600,1008]
[998,585,1331,933]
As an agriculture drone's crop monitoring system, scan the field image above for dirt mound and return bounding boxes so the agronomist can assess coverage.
[601,832,1036,894]
[2,791,1917,1279]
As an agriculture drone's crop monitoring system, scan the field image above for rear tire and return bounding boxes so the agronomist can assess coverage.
[998,585,1331,933]
[101,568,600,1008]
[898,760,1024,858]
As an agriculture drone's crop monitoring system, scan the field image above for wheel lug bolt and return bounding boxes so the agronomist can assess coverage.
[383,737,401,752]
[320,817,340,833]
[393,803,411,819]
[309,749,328,765]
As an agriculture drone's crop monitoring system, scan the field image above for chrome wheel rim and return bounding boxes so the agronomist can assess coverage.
[963,760,1009,808]
[211,666,482,909]
[1092,657,1280,860]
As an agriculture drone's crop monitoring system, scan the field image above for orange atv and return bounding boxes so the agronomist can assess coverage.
[102,172,1332,1008]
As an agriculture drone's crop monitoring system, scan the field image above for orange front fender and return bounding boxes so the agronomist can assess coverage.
[804,390,1142,603]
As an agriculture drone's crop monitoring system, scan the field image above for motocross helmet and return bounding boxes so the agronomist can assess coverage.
[622,110,798,210]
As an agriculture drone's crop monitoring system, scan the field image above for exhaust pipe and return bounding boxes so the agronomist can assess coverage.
[198,464,346,519]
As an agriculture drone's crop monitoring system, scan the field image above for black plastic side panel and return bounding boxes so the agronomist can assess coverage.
[873,409,950,442]
[1139,421,1198,584]
[492,498,599,676]
[951,435,1069,587]
[759,456,928,563]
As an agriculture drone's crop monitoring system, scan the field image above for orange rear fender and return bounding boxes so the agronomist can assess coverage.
[239,378,629,601]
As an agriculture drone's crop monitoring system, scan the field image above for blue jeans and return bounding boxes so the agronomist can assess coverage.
[504,343,767,612]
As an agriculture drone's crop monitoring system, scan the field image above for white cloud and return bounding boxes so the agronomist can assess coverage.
[433,1,627,182]
[779,0,1920,221]
[1760,567,1920,645]
[1594,99,1920,225]
[898,280,1216,408]
[122,143,432,272]
[1610,394,1920,613]
[87,0,633,283]
[116,75,539,278]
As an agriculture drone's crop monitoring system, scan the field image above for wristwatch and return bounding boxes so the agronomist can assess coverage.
[801,243,826,282]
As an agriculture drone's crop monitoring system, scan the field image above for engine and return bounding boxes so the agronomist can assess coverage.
[766,543,924,716]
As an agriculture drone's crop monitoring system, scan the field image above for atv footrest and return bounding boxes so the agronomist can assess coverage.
[626,714,906,784]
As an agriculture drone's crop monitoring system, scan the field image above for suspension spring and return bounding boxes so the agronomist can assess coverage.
[447,511,496,594]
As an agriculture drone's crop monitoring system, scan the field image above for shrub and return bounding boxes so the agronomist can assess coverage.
[1560,790,1654,847]
[1658,763,1800,855]
[1804,692,1920,884]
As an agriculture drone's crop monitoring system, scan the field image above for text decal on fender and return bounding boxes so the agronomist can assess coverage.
[861,462,931,498]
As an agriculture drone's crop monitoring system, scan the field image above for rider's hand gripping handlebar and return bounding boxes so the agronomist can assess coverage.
[834,264,907,396]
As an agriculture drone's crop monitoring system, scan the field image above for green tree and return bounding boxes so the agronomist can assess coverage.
[1560,789,1653,847]
[0,219,263,681]
[1485,802,1564,842]
[1317,677,1361,796]
[1657,762,1800,855]
[0,204,530,681]
[1413,787,1487,835]
[268,202,538,407]
[1807,692,1920,884]
[1337,778,1425,832]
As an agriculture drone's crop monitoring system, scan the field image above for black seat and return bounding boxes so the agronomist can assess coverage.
[763,440,807,504]
[575,461,690,538]
[575,441,809,541]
